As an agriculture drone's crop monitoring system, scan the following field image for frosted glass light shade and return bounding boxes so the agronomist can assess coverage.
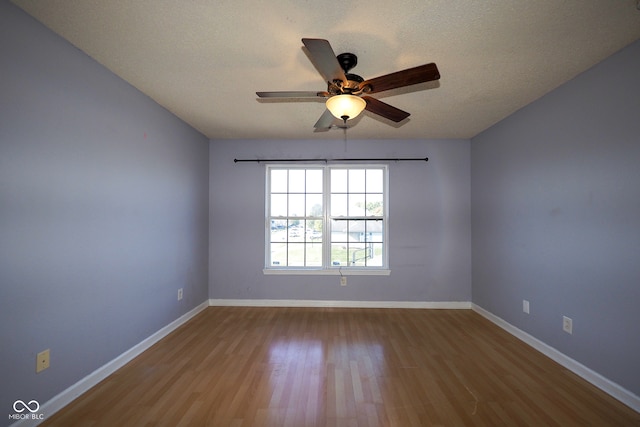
[325,95,366,121]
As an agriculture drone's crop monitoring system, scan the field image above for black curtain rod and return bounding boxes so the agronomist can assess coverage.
[234,157,428,163]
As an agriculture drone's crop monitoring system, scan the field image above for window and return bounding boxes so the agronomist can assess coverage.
[266,165,388,273]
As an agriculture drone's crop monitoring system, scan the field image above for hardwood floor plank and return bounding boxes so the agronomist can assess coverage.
[40,307,640,426]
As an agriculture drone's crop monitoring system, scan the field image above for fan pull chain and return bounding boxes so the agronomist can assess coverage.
[343,121,348,149]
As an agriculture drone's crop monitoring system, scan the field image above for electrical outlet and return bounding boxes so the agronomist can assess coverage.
[340,276,347,286]
[562,316,573,334]
[36,349,50,373]
[523,300,530,314]
[177,288,183,301]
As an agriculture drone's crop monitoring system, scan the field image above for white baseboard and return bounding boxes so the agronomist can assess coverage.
[472,303,640,413]
[208,298,472,309]
[13,301,209,427]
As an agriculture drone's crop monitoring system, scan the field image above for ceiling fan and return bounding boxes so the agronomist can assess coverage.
[256,38,440,130]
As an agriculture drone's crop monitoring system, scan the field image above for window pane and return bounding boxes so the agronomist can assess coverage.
[306,169,323,193]
[270,242,286,266]
[288,243,305,266]
[331,194,347,217]
[305,223,322,242]
[331,219,348,243]
[347,219,363,241]
[271,169,288,192]
[288,223,303,239]
[331,243,348,266]
[350,247,368,267]
[366,220,384,242]
[348,169,366,192]
[331,169,347,192]
[365,193,384,216]
[366,169,383,192]
[289,170,305,193]
[271,194,287,217]
[270,219,287,232]
[270,227,286,243]
[306,193,322,216]
[305,243,322,266]
[348,193,366,216]
[288,194,305,217]
[369,243,384,266]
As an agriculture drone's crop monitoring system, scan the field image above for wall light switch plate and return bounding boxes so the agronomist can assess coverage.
[523,300,530,314]
[177,288,183,301]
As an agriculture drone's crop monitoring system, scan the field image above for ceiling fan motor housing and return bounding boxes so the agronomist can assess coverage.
[329,53,366,94]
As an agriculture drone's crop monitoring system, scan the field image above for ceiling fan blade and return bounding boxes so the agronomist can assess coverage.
[359,63,440,94]
[302,38,347,84]
[256,91,329,98]
[313,109,336,129]
[362,96,410,122]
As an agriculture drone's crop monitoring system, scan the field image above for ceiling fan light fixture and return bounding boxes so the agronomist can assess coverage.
[326,94,366,121]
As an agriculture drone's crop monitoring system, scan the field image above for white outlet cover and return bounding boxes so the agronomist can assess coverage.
[36,349,50,373]
[563,316,573,334]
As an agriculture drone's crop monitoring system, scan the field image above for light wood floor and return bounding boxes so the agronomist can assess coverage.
[42,307,639,426]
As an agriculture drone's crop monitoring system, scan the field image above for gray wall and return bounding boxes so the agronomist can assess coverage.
[0,2,210,422]
[471,40,640,396]
[3,0,637,418]
[209,138,471,302]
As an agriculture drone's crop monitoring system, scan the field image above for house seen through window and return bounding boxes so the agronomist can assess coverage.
[266,165,388,271]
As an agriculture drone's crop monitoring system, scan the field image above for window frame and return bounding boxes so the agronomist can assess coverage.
[264,164,390,276]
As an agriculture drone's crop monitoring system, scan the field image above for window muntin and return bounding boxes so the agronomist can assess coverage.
[266,165,388,271]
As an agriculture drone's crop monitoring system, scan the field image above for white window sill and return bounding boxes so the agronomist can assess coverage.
[263,269,391,276]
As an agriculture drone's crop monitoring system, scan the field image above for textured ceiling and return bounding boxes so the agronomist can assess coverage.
[12,0,640,140]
